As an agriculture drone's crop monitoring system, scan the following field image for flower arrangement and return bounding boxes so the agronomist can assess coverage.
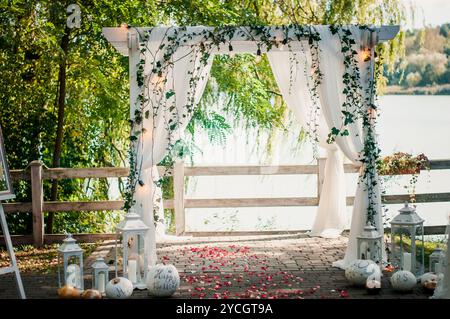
[377,152,429,175]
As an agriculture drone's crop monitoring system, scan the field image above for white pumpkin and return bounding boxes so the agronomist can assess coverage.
[345,259,381,286]
[390,270,417,292]
[420,272,438,290]
[105,277,133,299]
[147,263,180,297]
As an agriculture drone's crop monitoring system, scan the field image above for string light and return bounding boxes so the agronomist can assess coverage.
[359,48,371,62]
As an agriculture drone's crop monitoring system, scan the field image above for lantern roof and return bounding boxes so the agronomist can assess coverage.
[357,223,382,240]
[92,257,109,270]
[57,234,83,254]
[116,209,149,232]
[429,247,445,258]
[390,202,424,226]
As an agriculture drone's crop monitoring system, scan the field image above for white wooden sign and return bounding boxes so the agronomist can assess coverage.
[0,125,26,298]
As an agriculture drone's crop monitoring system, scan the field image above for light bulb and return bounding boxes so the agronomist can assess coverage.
[359,48,371,62]
[255,55,262,63]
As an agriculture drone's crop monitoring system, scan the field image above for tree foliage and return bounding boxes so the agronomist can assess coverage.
[386,24,450,90]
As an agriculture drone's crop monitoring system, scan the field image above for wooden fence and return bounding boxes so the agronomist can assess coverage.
[2,159,450,246]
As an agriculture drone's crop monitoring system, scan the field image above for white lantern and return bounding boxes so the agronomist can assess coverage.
[357,223,383,266]
[115,208,149,290]
[57,234,84,291]
[92,257,109,293]
[429,248,445,273]
[390,202,425,276]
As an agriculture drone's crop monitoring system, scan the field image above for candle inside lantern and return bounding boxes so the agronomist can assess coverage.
[98,273,106,293]
[128,260,137,283]
[66,264,81,288]
[403,253,412,272]
[435,263,442,274]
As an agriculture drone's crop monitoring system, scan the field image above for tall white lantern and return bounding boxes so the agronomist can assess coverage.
[92,257,109,293]
[115,208,149,290]
[357,223,383,266]
[57,234,84,291]
[390,202,425,276]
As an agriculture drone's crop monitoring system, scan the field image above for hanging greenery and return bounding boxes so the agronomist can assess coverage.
[326,25,381,226]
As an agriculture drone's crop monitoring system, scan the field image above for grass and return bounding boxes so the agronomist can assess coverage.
[0,242,101,274]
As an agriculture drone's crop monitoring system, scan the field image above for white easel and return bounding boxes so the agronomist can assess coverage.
[0,196,26,299]
[0,123,26,298]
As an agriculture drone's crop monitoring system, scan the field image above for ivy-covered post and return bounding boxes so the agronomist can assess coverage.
[125,27,141,213]
[362,28,382,228]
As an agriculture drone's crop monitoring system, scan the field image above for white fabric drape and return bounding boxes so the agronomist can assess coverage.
[316,26,383,269]
[267,47,347,239]
[132,28,214,266]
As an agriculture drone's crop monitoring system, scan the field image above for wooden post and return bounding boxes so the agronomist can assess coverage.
[30,161,44,247]
[317,158,326,201]
[174,160,185,236]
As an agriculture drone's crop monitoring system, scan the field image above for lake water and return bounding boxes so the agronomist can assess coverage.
[183,95,450,232]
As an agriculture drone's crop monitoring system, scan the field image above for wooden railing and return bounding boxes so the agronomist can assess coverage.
[2,159,450,246]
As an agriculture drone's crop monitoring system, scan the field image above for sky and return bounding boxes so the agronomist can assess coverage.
[401,0,450,29]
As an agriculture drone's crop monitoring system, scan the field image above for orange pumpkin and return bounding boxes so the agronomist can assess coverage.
[81,289,102,299]
[58,285,81,298]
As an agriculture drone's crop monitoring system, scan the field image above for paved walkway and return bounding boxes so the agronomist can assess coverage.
[0,234,431,299]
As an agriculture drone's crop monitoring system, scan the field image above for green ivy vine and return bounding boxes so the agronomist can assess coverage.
[326,25,381,226]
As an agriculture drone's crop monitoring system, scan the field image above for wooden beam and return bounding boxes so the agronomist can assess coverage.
[10,170,30,181]
[174,160,185,235]
[102,26,129,56]
[429,159,450,170]
[44,233,116,244]
[376,25,401,42]
[30,161,44,247]
[43,167,130,179]
[185,197,319,208]
[102,25,400,57]
[2,202,32,213]
[2,199,174,213]
[317,158,326,199]
[185,165,318,176]
[0,235,33,246]
[43,201,124,212]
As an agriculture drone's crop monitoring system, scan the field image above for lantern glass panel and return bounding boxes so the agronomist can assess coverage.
[121,232,146,287]
[429,248,445,273]
[57,234,84,291]
[92,257,109,293]
[390,224,425,276]
[115,209,149,290]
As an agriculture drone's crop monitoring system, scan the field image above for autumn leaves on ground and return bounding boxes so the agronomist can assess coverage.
[0,243,98,273]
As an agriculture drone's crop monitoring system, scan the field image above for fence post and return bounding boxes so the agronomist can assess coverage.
[317,158,326,201]
[174,159,185,236]
[30,161,44,247]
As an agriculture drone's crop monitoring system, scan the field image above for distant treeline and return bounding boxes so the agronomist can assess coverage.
[386,23,450,94]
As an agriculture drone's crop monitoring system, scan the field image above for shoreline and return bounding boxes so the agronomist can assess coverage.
[385,84,450,95]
